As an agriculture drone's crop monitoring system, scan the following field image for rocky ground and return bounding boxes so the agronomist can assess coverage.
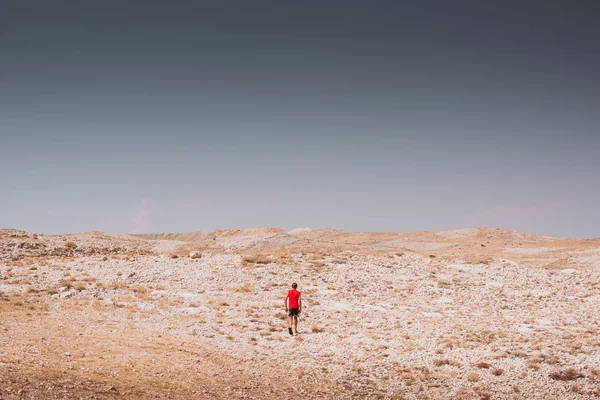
[1,227,600,399]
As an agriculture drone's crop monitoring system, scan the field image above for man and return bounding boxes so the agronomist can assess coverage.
[284,283,302,336]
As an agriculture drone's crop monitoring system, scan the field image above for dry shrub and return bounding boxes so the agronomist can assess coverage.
[234,283,252,293]
[242,253,272,265]
[549,368,583,381]
[467,373,480,382]
[475,362,492,369]
[64,242,77,249]
[311,249,325,259]
[169,254,179,259]
[74,284,86,292]
[437,280,451,288]
[126,304,142,313]
[157,297,183,309]
[275,248,296,262]
[434,359,461,367]
[466,330,497,345]
[310,261,326,269]
[114,295,135,303]
[107,281,126,290]
[311,324,325,333]
[59,279,74,289]
[570,384,581,393]
[92,301,107,311]
[275,312,287,320]
[491,368,504,376]
[130,285,147,294]
[527,360,541,371]
[7,260,24,267]
[135,291,149,300]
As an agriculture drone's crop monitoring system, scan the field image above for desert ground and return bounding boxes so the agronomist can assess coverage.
[1,227,600,399]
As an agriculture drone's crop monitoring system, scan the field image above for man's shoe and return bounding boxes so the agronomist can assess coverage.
[294,331,298,336]
[288,327,293,336]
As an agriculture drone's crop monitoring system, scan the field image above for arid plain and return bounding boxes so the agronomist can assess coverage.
[1,227,600,399]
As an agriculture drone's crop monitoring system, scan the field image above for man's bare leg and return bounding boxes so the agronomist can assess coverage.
[293,315,298,334]
[287,316,293,335]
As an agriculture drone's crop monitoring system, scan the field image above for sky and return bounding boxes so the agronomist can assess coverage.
[1,1,599,238]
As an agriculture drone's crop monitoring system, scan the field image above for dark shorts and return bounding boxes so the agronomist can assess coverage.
[288,308,299,316]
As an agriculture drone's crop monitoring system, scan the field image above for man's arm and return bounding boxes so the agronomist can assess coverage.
[284,294,289,311]
[298,293,302,314]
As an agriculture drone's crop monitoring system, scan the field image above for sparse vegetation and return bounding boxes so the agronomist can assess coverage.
[242,253,273,265]
[2,227,600,398]
[433,359,461,367]
[234,283,253,293]
[549,368,583,381]
[570,384,581,393]
[59,279,74,289]
[130,285,148,294]
[467,373,480,382]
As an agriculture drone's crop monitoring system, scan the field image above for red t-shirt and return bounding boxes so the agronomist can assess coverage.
[288,289,300,309]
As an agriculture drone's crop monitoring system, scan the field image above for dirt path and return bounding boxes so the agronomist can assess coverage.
[0,292,382,400]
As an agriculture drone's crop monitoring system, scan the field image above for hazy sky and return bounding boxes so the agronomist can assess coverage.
[1,1,599,237]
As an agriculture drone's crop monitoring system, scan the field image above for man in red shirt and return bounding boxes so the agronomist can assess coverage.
[285,283,302,336]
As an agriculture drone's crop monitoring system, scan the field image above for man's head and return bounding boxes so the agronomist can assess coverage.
[292,282,297,289]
